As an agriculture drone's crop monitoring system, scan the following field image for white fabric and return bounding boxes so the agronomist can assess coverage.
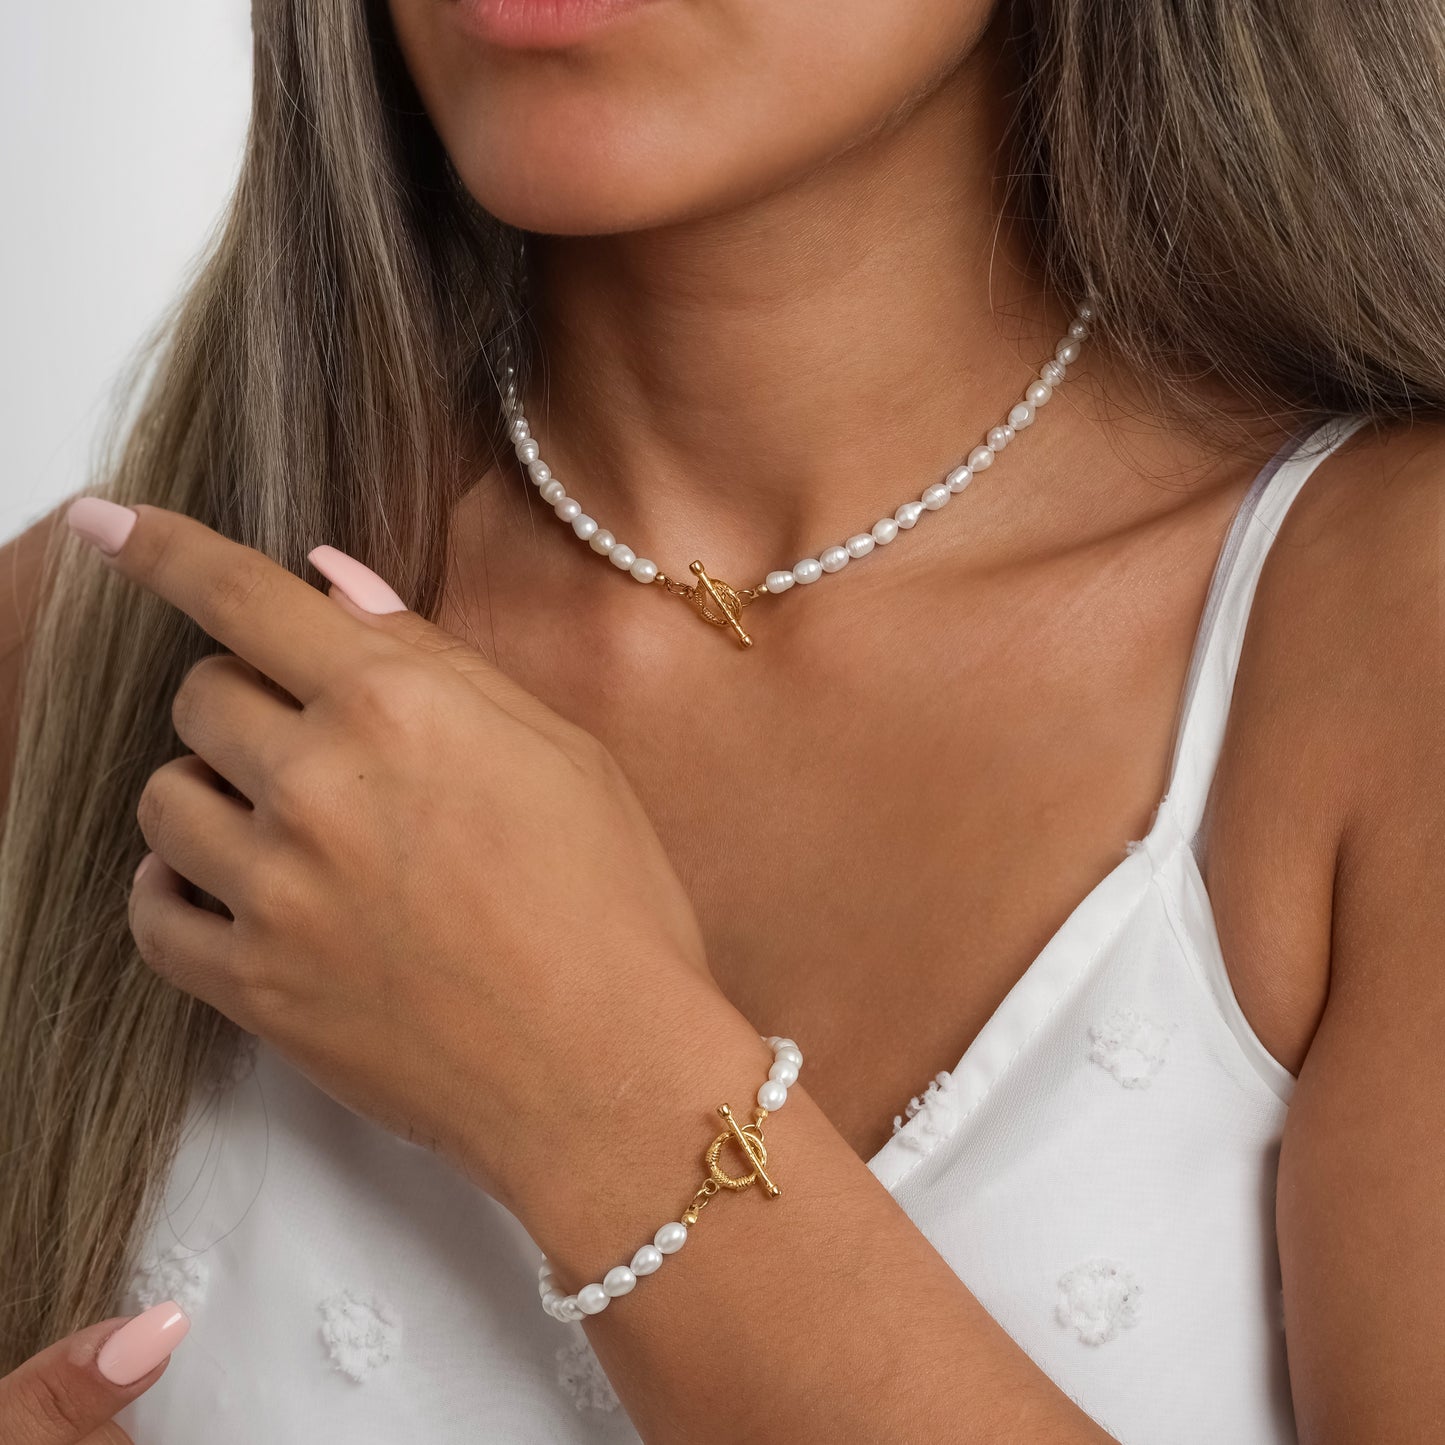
[116,411,1370,1443]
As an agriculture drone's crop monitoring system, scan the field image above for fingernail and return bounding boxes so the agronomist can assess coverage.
[133,852,156,885]
[66,497,138,556]
[307,545,407,614]
[97,1300,190,1385]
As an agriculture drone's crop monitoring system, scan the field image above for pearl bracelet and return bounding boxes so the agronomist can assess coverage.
[538,1035,804,1322]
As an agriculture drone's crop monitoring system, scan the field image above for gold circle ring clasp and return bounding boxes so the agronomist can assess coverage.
[706,1122,769,1190]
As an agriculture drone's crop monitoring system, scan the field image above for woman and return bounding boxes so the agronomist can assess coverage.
[0,0,1440,1440]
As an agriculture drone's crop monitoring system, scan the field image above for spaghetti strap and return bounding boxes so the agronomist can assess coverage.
[1159,410,1372,849]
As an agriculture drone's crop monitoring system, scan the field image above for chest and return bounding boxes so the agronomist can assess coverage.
[437,502,1326,1158]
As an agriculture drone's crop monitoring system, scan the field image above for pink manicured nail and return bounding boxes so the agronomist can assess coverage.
[97,1300,190,1385]
[307,545,408,614]
[66,497,138,556]
[133,852,156,885]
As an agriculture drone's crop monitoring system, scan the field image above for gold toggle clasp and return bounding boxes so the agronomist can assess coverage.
[685,561,753,648]
[652,561,763,648]
[705,1103,781,1197]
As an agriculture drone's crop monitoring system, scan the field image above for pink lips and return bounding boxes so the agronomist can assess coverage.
[451,0,657,49]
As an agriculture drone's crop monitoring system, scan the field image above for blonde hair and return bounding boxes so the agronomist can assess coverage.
[2,0,1441,1361]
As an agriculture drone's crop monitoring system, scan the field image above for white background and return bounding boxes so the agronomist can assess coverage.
[0,3,253,544]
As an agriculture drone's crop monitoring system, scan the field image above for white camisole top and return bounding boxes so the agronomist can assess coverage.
[116,410,1370,1445]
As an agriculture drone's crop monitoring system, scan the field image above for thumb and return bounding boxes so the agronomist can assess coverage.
[0,1301,189,1445]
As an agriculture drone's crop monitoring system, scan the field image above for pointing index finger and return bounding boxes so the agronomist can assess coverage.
[65,499,386,706]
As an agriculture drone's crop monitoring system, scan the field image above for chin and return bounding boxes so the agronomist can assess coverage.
[388,0,990,237]
[440,92,721,235]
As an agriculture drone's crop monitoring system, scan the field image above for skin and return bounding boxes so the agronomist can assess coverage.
[6,0,1442,1439]
[0,1314,175,1444]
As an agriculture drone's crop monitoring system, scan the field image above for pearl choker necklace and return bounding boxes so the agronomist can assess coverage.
[497,300,1094,649]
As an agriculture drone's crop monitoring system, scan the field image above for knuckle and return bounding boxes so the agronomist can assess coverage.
[265,750,318,819]
[129,899,177,981]
[242,857,304,931]
[12,1365,91,1435]
[170,652,227,737]
[199,555,270,637]
[134,769,174,849]
[339,657,438,734]
[561,724,615,777]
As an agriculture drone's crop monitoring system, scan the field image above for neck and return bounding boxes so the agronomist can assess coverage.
[505,20,1211,585]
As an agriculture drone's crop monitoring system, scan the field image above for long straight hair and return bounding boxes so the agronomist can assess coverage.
[2,0,1441,1361]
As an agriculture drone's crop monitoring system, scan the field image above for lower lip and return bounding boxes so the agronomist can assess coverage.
[451,0,657,49]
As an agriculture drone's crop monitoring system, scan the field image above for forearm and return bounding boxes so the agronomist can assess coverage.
[502,982,1116,1445]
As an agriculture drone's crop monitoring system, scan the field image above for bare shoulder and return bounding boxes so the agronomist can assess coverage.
[1251,413,1442,821]
[1204,414,1443,1076]
[1256,418,1445,1442]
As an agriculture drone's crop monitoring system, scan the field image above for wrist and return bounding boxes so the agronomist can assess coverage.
[504,981,782,1293]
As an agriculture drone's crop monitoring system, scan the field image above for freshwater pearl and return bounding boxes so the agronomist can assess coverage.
[654,1222,688,1255]
[603,1266,637,1297]
[498,302,1092,607]
[536,1028,815,1323]
[577,1284,610,1315]
[631,1245,664,1276]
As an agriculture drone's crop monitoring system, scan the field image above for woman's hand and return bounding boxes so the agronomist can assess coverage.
[64,497,725,1212]
[0,1302,189,1444]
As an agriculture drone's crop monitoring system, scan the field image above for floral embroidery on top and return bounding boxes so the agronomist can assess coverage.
[318,1290,402,1382]
[127,1243,210,1316]
[555,1335,620,1412]
[1087,1007,1171,1088]
[1055,1258,1143,1345]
